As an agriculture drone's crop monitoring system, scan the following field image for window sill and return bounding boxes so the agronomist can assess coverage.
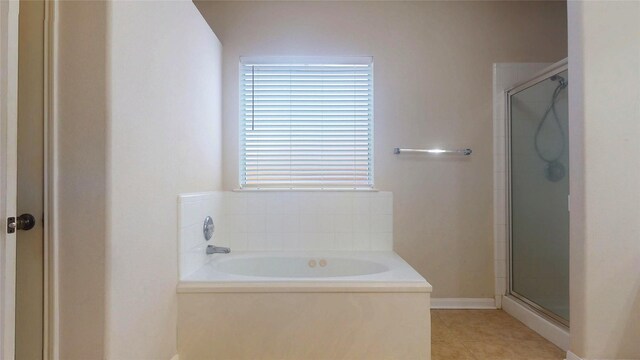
[233,188,380,192]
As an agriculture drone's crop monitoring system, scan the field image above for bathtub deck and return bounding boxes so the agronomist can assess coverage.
[178,251,432,293]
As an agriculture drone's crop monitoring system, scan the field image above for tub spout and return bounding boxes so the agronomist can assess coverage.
[206,245,231,254]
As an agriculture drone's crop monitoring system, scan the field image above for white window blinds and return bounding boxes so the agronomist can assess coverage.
[239,57,374,189]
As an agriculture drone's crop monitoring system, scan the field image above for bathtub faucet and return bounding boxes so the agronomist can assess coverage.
[206,244,231,254]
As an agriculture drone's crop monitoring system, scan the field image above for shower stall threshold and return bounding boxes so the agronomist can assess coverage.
[502,295,569,351]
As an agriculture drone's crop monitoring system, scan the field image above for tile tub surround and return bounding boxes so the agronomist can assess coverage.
[178,289,431,359]
[178,192,225,278]
[178,191,393,278]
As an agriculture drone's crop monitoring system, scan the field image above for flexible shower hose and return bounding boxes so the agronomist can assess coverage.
[534,81,567,164]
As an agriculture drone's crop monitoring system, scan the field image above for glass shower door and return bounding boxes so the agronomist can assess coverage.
[507,67,569,325]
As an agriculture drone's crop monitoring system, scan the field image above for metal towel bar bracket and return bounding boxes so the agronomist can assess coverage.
[393,148,473,156]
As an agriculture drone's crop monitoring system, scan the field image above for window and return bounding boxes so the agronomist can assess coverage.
[239,57,374,189]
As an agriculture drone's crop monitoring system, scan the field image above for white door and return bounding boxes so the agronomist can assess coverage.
[0,1,20,359]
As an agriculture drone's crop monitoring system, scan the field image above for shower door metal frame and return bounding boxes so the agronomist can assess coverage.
[504,59,569,329]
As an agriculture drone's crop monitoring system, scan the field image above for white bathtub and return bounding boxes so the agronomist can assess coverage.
[214,254,388,278]
[177,251,432,359]
[180,251,430,288]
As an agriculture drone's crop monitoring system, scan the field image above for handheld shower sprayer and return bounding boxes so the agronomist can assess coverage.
[534,74,568,182]
[550,75,568,89]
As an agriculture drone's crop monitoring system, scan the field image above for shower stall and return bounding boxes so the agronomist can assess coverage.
[505,60,569,328]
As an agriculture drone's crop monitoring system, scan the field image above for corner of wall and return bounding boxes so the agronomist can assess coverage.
[104,1,223,358]
[566,1,587,356]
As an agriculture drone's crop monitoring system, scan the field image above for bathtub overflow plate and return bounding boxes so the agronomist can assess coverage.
[203,216,214,241]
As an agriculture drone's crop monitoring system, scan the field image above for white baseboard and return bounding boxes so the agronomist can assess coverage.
[431,298,496,309]
[565,351,582,360]
[502,295,569,351]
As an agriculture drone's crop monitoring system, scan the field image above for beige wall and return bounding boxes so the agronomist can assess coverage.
[56,0,222,358]
[568,1,640,359]
[194,0,567,298]
[106,1,222,359]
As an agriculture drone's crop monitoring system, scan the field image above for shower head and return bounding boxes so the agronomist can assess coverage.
[550,75,568,89]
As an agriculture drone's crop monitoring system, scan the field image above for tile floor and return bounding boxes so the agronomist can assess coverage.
[432,310,565,360]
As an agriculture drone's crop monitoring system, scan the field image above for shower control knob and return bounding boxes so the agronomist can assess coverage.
[203,216,215,241]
